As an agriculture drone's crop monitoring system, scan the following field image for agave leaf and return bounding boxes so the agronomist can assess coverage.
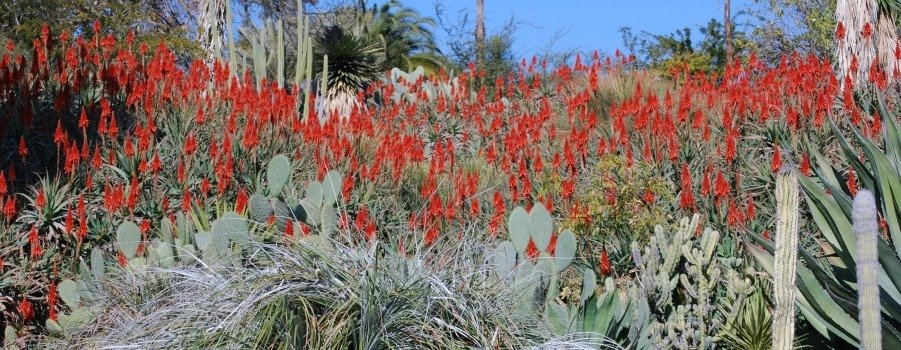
[799,175,856,266]
[745,239,860,346]
[849,123,901,256]
[832,122,877,192]
[876,94,901,168]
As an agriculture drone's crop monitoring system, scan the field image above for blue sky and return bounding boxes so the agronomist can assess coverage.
[406,0,756,58]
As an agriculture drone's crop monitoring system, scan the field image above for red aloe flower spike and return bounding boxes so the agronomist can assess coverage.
[800,153,812,176]
[236,188,249,213]
[18,298,34,322]
[47,282,58,321]
[525,239,540,261]
[599,249,611,276]
[771,146,782,173]
[284,220,294,238]
[847,168,859,196]
[18,136,28,159]
[29,225,42,259]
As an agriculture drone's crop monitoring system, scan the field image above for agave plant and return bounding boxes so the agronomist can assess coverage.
[747,96,901,347]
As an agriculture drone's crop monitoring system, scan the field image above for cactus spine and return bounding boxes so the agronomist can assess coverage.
[772,166,800,350]
[854,190,882,350]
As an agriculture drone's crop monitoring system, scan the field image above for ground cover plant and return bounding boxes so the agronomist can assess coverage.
[0,3,899,348]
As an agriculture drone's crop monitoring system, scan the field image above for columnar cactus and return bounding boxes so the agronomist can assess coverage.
[772,166,800,350]
[854,190,882,350]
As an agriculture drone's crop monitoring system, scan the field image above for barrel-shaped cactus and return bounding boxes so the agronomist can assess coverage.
[853,190,882,350]
[772,166,800,350]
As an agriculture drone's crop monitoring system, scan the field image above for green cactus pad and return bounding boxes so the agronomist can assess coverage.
[492,241,517,278]
[154,241,175,268]
[322,170,343,205]
[320,205,338,236]
[57,306,94,329]
[213,211,250,247]
[507,204,554,254]
[272,200,293,231]
[554,230,577,272]
[529,203,554,251]
[249,194,274,224]
[58,279,80,308]
[90,247,104,281]
[292,203,307,223]
[302,201,321,226]
[195,230,212,251]
[580,269,597,304]
[267,154,292,196]
[507,206,531,253]
[159,217,173,245]
[46,319,64,335]
[305,181,324,209]
[116,222,141,260]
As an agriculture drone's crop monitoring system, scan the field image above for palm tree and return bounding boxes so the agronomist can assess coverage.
[359,0,446,74]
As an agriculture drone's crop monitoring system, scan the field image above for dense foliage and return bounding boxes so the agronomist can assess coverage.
[0,10,898,348]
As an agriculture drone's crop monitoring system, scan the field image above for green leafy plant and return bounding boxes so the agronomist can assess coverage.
[747,100,901,347]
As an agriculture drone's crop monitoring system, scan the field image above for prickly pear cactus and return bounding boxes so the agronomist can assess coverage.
[116,222,141,260]
[506,203,553,253]
[491,202,583,323]
[298,171,343,237]
[266,154,291,196]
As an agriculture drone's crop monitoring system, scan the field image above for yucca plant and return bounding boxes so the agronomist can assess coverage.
[315,25,384,119]
[747,96,901,347]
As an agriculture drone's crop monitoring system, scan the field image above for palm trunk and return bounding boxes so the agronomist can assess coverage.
[724,0,733,64]
[876,11,899,85]
[475,0,485,67]
[835,0,877,90]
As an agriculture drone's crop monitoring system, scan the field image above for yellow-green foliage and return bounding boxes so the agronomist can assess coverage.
[559,155,672,242]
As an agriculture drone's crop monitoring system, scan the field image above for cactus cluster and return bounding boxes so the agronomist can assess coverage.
[248,155,307,235]
[44,247,105,335]
[632,214,754,349]
[384,66,460,104]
